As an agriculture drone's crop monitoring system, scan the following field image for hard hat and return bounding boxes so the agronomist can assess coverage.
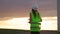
[32,4,38,10]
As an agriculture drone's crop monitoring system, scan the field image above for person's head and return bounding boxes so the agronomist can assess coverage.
[32,4,37,10]
[32,4,38,12]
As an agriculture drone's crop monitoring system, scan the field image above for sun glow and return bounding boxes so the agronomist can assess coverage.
[0,17,57,30]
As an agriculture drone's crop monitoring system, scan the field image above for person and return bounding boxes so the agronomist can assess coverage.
[29,5,42,34]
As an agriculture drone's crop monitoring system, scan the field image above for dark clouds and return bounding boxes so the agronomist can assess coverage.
[0,0,57,20]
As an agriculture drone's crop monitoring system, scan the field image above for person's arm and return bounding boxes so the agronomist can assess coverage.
[38,12,42,22]
[29,13,32,23]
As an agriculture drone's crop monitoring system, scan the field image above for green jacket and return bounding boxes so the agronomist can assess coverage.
[30,11,42,32]
[30,11,42,23]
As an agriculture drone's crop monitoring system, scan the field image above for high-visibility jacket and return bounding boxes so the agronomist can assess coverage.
[30,11,42,32]
[30,11,42,23]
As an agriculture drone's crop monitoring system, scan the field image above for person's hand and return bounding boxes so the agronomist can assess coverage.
[39,19,42,22]
[41,20,42,22]
[28,21,31,24]
[29,21,30,23]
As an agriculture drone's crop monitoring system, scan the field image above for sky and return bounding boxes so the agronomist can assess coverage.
[0,0,57,20]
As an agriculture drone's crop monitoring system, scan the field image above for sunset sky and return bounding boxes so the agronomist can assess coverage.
[0,0,57,30]
[0,0,57,20]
